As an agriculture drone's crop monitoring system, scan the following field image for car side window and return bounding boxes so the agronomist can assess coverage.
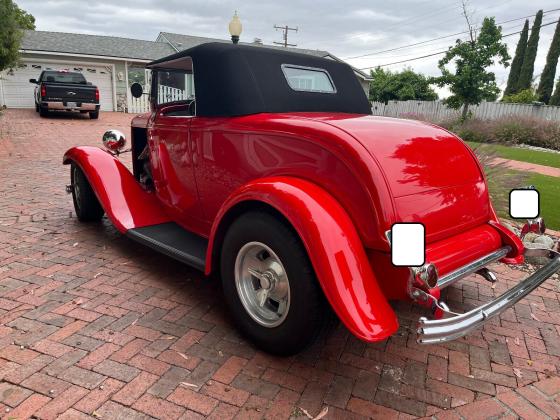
[281,65,336,94]
[156,70,195,106]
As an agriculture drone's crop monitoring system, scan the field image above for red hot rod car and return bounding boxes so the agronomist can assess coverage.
[63,43,560,355]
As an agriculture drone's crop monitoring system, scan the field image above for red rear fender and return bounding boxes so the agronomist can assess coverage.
[206,177,399,342]
[63,146,170,232]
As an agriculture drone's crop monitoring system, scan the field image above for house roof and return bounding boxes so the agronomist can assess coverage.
[21,30,175,61]
[20,30,371,80]
[158,32,371,80]
[158,32,329,58]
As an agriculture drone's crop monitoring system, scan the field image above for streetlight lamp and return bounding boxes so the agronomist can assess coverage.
[228,11,242,44]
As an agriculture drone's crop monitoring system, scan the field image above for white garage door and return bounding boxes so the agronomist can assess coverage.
[0,61,114,111]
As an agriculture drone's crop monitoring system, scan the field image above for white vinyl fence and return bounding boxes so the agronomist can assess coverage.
[128,85,190,113]
[128,86,150,113]
[371,100,560,122]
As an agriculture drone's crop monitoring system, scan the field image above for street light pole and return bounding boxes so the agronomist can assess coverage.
[229,11,242,44]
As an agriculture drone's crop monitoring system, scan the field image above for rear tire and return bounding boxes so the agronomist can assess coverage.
[35,103,39,112]
[70,163,104,222]
[39,107,48,117]
[90,110,99,119]
[220,211,326,355]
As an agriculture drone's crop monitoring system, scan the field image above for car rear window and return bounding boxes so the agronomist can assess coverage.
[43,71,87,84]
[281,65,336,93]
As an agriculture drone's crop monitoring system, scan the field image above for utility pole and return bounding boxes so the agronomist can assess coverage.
[273,25,298,47]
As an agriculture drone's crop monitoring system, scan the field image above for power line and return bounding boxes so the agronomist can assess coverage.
[344,3,463,42]
[352,17,543,61]
[346,8,560,60]
[358,19,560,69]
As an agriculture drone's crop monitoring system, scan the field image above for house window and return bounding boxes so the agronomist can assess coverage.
[281,65,336,93]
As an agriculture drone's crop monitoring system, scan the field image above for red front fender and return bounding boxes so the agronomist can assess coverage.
[206,177,399,342]
[63,146,170,232]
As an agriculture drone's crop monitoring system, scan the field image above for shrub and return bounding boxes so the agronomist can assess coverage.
[502,88,539,103]
[397,112,430,121]
[434,116,560,151]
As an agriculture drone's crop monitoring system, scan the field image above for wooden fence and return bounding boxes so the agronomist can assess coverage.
[370,100,560,121]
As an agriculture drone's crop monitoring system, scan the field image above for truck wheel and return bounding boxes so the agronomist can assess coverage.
[70,163,104,222]
[221,211,326,355]
[35,103,39,112]
[90,110,99,119]
[39,107,49,117]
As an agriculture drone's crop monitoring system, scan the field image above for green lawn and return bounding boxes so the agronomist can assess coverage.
[467,141,560,169]
[488,170,560,231]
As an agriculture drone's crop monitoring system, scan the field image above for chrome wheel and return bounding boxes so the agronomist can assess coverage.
[72,167,81,211]
[234,241,291,328]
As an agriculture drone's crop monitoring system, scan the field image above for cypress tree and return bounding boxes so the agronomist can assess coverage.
[537,19,560,103]
[504,19,529,96]
[550,77,560,106]
[517,10,543,91]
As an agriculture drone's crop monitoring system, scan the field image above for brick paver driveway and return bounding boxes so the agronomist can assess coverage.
[0,109,559,419]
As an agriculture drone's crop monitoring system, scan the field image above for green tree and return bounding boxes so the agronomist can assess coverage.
[14,3,35,30]
[369,67,438,103]
[551,77,560,106]
[517,10,543,91]
[432,14,510,119]
[503,19,529,96]
[536,19,560,104]
[502,88,538,103]
[0,0,35,72]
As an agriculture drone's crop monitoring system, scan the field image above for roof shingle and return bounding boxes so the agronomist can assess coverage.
[21,30,174,61]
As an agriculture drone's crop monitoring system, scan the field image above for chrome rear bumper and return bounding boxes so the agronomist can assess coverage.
[417,247,560,344]
[46,102,98,111]
[437,246,511,289]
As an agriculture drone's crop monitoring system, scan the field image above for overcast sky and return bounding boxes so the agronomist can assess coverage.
[15,0,560,96]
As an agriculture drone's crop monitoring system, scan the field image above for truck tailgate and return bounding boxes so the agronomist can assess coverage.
[45,83,97,103]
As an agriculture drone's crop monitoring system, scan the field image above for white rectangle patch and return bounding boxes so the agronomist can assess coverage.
[391,223,425,267]
[510,189,539,219]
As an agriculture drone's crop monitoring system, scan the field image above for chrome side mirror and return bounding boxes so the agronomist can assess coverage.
[102,130,127,154]
[520,217,546,240]
[130,83,144,98]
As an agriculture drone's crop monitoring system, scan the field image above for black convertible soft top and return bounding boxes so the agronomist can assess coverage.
[147,42,371,117]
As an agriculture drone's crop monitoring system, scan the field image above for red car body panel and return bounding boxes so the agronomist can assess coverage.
[206,176,399,341]
[63,146,171,232]
[146,111,496,248]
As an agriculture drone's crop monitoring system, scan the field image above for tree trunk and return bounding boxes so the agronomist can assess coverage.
[461,103,469,120]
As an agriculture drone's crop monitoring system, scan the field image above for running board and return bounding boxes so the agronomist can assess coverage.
[127,223,207,271]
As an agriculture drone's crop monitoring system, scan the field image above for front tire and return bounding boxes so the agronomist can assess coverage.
[70,163,104,222]
[221,211,326,355]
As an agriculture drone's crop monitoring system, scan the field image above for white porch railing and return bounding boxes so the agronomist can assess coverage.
[127,85,190,113]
